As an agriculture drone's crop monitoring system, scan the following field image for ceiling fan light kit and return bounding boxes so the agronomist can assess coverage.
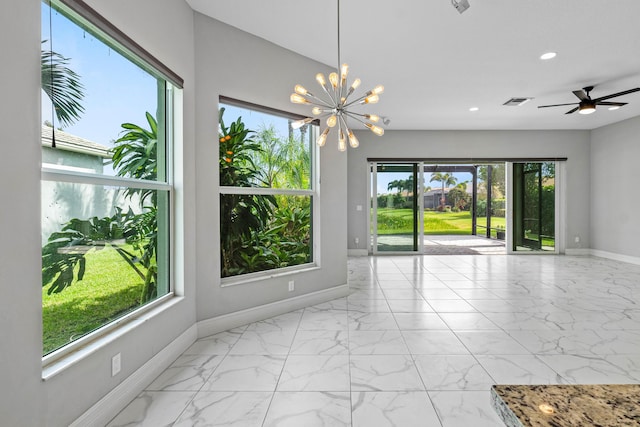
[538,85,640,115]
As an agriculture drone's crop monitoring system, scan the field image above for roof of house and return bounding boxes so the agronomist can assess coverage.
[41,125,112,158]
[425,187,472,196]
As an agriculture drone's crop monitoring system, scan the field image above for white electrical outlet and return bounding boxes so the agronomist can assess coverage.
[111,353,121,377]
[354,237,359,245]
[574,236,580,243]
[356,205,363,211]
[288,280,295,292]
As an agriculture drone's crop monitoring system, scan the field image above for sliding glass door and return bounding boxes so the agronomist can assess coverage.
[512,162,556,252]
[370,162,422,253]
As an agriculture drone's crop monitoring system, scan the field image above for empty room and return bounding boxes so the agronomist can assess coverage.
[2,0,640,426]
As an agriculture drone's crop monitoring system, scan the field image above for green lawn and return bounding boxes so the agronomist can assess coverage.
[42,244,150,355]
[376,208,505,235]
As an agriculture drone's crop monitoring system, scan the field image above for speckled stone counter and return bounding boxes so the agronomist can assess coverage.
[491,384,640,427]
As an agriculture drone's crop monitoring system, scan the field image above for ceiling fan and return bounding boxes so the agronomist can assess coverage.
[538,86,640,115]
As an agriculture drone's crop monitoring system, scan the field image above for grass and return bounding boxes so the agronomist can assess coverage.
[42,244,150,355]
[376,208,506,235]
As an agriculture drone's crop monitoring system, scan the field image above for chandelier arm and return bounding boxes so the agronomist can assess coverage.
[343,111,374,127]
[344,111,368,119]
[318,84,338,105]
[339,114,350,134]
[306,93,336,108]
[343,93,372,108]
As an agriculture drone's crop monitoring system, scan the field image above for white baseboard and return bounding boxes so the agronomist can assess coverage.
[197,284,350,338]
[70,324,198,427]
[589,249,640,266]
[348,249,368,257]
[564,248,640,266]
[565,248,591,256]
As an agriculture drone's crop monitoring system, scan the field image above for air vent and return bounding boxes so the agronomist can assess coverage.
[503,97,533,106]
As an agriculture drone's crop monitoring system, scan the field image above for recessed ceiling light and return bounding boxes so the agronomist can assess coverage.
[540,52,557,60]
[608,106,621,111]
[469,107,479,112]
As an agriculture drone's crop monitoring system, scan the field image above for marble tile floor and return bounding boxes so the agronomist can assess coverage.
[107,255,640,427]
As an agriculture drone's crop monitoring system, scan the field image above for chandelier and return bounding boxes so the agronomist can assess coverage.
[289,0,385,151]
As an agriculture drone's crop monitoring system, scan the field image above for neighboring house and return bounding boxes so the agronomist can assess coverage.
[41,125,112,174]
[424,187,472,209]
[41,125,118,244]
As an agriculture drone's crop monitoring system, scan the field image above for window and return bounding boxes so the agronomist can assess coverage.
[219,98,317,280]
[41,0,179,357]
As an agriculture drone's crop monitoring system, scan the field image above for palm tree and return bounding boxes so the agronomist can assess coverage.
[430,172,457,209]
[112,112,158,204]
[387,180,403,195]
[41,42,85,127]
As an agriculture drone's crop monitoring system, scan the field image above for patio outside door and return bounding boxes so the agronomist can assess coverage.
[512,162,556,252]
[370,162,423,253]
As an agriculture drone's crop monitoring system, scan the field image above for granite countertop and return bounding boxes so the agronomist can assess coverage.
[491,384,640,427]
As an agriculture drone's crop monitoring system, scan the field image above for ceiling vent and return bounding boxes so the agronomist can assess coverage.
[503,97,533,106]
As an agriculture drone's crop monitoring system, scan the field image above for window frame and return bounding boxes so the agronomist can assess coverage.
[41,0,179,367]
[219,97,320,286]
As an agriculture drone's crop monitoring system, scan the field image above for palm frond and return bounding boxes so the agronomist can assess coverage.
[41,43,85,127]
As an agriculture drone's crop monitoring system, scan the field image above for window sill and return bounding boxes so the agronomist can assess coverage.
[221,263,320,288]
[42,294,182,381]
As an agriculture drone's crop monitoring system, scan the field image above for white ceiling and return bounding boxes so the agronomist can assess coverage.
[186,0,640,130]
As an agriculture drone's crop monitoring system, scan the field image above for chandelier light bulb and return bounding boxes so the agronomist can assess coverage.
[340,63,349,84]
[363,94,379,104]
[294,84,309,96]
[371,85,385,95]
[316,73,327,89]
[348,130,359,148]
[338,129,347,151]
[317,127,330,147]
[291,117,313,129]
[327,115,338,127]
[329,72,339,88]
[290,93,309,104]
[365,114,380,122]
[366,123,384,136]
[311,106,323,115]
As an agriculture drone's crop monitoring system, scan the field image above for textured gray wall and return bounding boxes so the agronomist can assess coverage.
[590,116,640,258]
[0,0,44,425]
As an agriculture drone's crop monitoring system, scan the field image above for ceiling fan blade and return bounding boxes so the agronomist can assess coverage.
[596,101,627,106]
[538,103,579,108]
[593,88,640,102]
[572,90,588,101]
[565,106,580,114]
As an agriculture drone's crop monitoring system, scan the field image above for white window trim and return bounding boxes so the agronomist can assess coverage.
[219,186,313,197]
[42,167,172,190]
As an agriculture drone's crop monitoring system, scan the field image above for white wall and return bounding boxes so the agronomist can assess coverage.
[348,129,592,252]
[1,0,197,425]
[590,116,640,258]
[193,13,348,321]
